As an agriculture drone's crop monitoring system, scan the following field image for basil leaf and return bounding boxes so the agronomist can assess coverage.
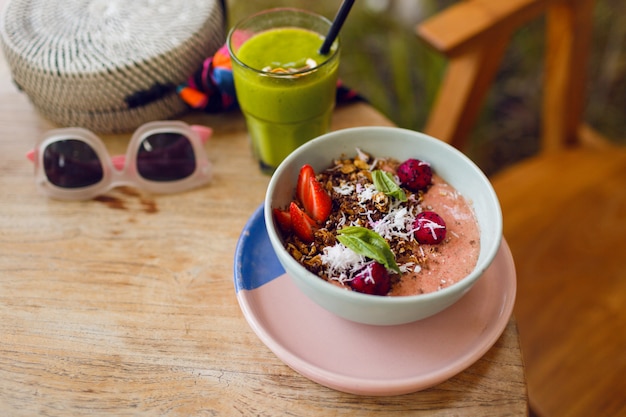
[372,170,406,202]
[337,226,401,273]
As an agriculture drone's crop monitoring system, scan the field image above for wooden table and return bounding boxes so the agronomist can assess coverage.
[0,42,527,417]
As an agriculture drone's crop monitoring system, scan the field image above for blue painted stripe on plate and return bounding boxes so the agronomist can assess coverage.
[234,204,285,292]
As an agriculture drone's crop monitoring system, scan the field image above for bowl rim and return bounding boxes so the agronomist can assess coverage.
[264,126,503,305]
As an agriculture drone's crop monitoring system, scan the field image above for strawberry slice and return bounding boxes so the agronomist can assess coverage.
[289,201,316,243]
[296,164,315,206]
[272,208,292,232]
[304,176,332,223]
[296,164,332,223]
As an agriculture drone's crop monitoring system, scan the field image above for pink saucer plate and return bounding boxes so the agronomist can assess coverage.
[234,205,517,396]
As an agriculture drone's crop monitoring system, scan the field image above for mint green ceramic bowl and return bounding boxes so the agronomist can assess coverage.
[264,127,502,325]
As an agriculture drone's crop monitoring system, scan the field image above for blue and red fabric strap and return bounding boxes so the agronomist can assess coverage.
[177,44,361,113]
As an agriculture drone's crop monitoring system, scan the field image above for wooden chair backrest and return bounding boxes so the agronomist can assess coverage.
[417,0,596,152]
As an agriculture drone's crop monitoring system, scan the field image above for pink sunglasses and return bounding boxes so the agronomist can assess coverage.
[27,121,213,200]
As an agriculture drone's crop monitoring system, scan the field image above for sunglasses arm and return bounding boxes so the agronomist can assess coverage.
[191,125,212,144]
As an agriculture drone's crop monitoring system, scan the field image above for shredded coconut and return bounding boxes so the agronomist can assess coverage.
[356,147,370,163]
[333,182,355,196]
[417,217,447,240]
[320,243,367,283]
[357,183,377,205]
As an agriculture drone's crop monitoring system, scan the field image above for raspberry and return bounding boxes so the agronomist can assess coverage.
[349,262,391,296]
[414,211,446,244]
[397,158,432,192]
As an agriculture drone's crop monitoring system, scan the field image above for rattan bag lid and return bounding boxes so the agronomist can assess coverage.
[0,0,225,132]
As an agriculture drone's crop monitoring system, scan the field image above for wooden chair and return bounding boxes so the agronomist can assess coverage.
[416,1,626,416]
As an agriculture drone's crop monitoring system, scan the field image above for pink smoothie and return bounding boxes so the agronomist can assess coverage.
[389,175,480,296]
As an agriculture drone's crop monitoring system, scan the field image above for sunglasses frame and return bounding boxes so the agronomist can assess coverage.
[31,121,213,200]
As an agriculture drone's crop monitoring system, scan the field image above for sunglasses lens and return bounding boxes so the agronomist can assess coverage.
[137,133,196,181]
[43,139,104,188]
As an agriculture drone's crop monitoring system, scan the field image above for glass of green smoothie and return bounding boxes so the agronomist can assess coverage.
[227,8,340,174]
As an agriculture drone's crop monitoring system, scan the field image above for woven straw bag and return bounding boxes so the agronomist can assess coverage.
[0,0,225,133]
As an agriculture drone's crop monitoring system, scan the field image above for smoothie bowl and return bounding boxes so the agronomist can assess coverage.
[264,127,502,325]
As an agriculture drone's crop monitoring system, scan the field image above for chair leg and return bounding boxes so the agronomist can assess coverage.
[542,0,596,150]
[424,32,511,150]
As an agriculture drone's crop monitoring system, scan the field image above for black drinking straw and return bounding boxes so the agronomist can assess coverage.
[319,0,355,55]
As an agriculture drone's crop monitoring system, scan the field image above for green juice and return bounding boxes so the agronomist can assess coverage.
[232,27,339,172]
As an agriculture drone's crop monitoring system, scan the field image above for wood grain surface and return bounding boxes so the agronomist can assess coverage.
[493,149,626,417]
